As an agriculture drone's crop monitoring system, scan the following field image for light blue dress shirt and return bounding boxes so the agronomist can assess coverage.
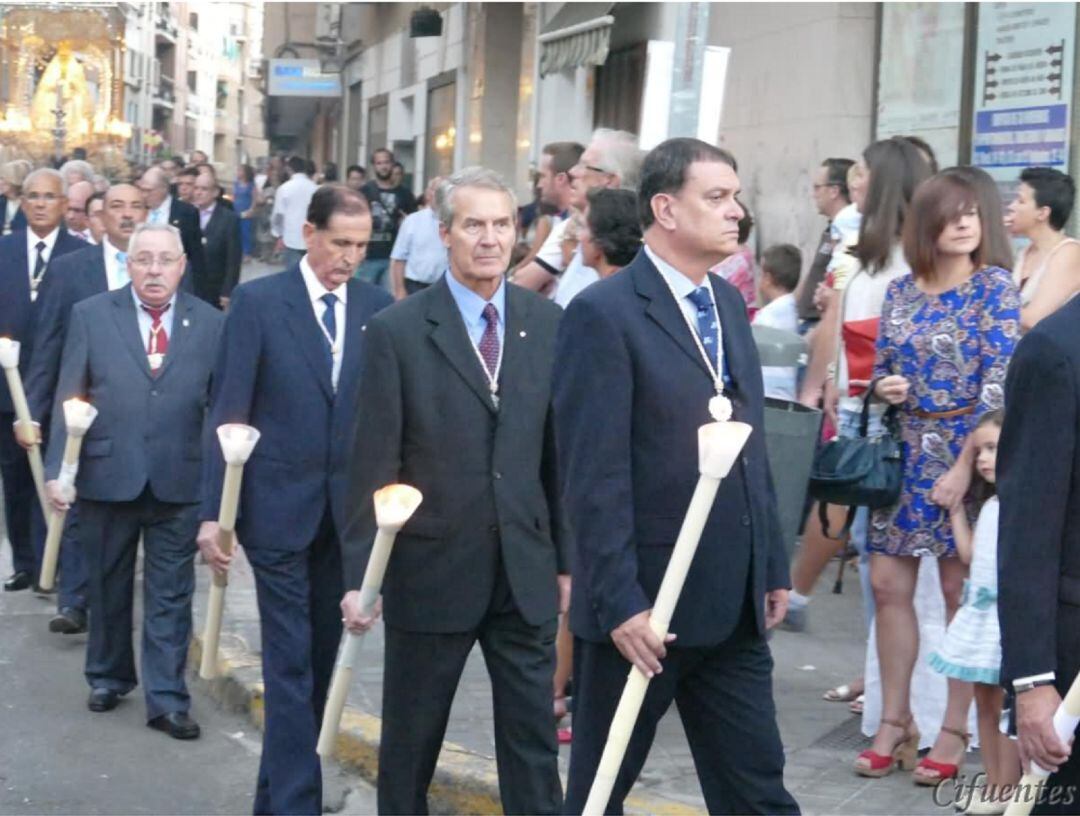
[445,268,506,348]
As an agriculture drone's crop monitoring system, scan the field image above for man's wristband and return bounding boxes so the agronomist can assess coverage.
[1013,674,1056,694]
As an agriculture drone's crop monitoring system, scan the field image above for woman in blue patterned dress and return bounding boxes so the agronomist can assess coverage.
[854,173,1020,779]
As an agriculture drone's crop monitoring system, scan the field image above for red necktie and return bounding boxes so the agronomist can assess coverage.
[142,304,170,374]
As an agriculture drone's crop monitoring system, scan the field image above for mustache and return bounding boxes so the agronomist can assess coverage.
[118,218,136,230]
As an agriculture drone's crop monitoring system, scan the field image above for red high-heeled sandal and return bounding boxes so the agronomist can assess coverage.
[912,726,969,786]
[854,717,920,778]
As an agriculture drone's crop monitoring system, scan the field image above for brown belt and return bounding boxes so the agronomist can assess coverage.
[912,405,976,420]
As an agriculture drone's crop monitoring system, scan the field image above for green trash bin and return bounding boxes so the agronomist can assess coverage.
[752,325,822,558]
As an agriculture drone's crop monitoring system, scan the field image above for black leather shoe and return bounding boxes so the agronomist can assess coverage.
[148,712,200,740]
[3,571,31,592]
[49,607,87,634]
[88,688,120,712]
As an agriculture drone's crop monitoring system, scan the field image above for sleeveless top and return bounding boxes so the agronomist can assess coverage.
[1013,237,1080,307]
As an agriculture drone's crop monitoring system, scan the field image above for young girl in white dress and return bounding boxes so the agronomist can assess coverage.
[929,410,1019,814]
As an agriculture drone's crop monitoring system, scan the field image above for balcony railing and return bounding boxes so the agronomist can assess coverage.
[155,12,178,40]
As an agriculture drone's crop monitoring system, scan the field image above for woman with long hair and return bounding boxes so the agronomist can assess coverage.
[233,164,258,261]
[788,138,931,711]
[855,172,1020,780]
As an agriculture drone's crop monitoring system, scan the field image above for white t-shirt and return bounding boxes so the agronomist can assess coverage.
[753,292,799,400]
[553,246,600,307]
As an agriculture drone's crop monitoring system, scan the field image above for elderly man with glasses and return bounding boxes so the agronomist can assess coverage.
[44,223,224,737]
[512,129,643,305]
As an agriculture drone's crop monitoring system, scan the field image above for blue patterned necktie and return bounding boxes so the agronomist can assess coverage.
[320,292,338,366]
[686,286,718,369]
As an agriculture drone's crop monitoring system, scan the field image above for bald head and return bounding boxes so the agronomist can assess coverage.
[66,180,94,232]
[137,166,170,210]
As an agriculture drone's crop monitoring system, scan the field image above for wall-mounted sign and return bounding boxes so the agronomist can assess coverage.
[972,3,1074,192]
[267,59,341,97]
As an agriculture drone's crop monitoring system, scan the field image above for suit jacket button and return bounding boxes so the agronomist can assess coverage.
[741,514,751,526]
[150,390,158,396]
[741,456,749,467]
[489,525,498,534]
[493,471,502,480]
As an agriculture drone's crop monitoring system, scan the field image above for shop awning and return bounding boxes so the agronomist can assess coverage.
[538,2,615,77]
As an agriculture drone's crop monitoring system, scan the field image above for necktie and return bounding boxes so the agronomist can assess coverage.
[478,303,500,378]
[32,240,46,284]
[320,293,338,372]
[142,303,170,374]
[687,286,719,369]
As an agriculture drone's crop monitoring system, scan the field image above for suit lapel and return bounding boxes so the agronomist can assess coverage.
[282,267,334,400]
[110,287,153,379]
[426,277,498,414]
[335,281,367,403]
[710,274,750,398]
[156,292,194,378]
[498,284,531,413]
[633,255,714,383]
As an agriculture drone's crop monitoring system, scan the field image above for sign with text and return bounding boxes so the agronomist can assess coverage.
[972,3,1074,193]
[267,59,341,97]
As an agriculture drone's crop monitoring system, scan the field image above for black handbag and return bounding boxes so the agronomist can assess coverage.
[808,387,903,540]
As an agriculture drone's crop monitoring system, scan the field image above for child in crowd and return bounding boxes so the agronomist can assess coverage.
[753,243,801,400]
[929,410,1019,815]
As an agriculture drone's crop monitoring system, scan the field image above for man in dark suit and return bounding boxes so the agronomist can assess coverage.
[191,167,241,308]
[198,184,392,815]
[21,183,147,631]
[999,295,1080,814]
[341,167,566,815]
[44,222,223,736]
[137,166,205,296]
[0,168,85,594]
[554,139,798,814]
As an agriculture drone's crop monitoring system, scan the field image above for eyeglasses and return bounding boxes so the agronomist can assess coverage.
[24,192,62,203]
[129,254,183,270]
[812,183,840,190]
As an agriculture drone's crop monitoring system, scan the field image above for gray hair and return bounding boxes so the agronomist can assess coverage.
[437,166,517,228]
[591,129,644,191]
[59,159,95,184]
[22,167,68,196]
[128,223,184,257]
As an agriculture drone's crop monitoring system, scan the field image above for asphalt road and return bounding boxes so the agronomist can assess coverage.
[0,557,375,816]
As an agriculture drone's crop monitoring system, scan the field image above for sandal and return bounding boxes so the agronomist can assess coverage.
[854,717,920,778]
[823,682,863,703]
[849,694,864,716]
[913,726,969,786]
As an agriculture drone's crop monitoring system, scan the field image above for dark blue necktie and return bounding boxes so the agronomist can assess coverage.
[686,286,718,369]
[320,293,337,370]
[32,241,46,283]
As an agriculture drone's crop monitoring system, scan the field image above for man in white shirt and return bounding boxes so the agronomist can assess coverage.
[66,180,95,243]
[271,156,319,269]
[753,244,802,401]
[515,131,643,306]
[388,176,448,299]
[0,168,86,597]
[509,141,582,293]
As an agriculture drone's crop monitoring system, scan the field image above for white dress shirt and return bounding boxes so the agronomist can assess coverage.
[644,244,726,383]
[102,237,130,291]
[26,227,60,295]
[300,256,347,389]
[390,207,448,285]
[272,173,318,250]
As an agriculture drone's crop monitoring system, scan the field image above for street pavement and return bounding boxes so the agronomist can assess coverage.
[0,259,970,815]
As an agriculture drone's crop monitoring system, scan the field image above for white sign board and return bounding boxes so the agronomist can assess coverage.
[267,59,341,98]
[876,3,966,167]
[972,3,1075,194]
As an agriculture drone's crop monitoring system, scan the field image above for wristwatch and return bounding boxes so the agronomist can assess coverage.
[1013,677,1056,694]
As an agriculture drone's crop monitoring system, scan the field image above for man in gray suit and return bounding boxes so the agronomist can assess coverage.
[45,223,223,739]
[341,167,567,814]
